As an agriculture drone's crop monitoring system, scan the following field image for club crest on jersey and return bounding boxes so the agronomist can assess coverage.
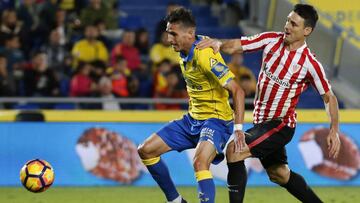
[211,61,229,79]
[291,64,302,73]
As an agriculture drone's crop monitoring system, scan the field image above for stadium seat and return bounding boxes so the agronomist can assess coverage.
[119,15,144,30]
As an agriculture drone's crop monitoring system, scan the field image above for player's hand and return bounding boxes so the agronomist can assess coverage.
[196,38,222,53]
[327,128,341,159]
[234,130,246,153]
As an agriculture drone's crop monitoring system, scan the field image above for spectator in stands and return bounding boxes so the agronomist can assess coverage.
[23,52,60,97]
[107,56,129,98]
[150,31,179,67]
[0,35,25,75]
[0,9,29,55]
[51,9,69,46]
[154,69,187,110]
[111,30,141,71]
[154,2,181,43]
[90,60,107,83]
[16,0,41,31]
[71,24,109,67]
[41,29,69,77]
[97,76,121,110]
[94,19,112,50]
[0,9,25,45]
[80,0,117,30]
[228,53,256,97]
[135,28,150,62]
[38,0,58,33]
[70,62,97,97]
[153,59,172,95]
[58,0,87,16]
[0,54,15,97]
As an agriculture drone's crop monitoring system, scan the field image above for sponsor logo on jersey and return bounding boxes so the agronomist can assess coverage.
[263,64,290,88]
[211,61,229,79]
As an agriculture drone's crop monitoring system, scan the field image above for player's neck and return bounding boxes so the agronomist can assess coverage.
[182,38,196,55]
[285,39,306,51]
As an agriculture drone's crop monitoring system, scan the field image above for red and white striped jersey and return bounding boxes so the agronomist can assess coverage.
[241,32,331,128]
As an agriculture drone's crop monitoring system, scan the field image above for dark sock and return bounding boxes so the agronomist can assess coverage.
[281,170,323,203]
[227,160,247,203]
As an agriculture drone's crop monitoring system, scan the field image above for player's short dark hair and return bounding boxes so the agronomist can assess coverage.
[165,7,196,28]
[293,4,318,29]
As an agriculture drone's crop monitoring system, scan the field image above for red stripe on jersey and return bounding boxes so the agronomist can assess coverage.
[262,50,296,121]
[306,52,330,93]
[241,32,283,46]
[253,38,284,120]
[283,49,310,127]
[255,45,286,123]
[248,121,287,149]
[273,48,307,121]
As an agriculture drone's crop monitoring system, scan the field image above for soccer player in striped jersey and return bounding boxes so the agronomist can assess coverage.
[138,8,246,203]
[197,3,341,203]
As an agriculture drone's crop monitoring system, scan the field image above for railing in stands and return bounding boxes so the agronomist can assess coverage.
[0,97,254,104]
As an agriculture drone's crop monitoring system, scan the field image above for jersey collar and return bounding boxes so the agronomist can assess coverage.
[180,35,202,63]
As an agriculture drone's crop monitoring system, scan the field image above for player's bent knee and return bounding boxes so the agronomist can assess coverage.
[137,143,150,159]
[226,141,251,163]
[267,164,290,185]
[193,155,210,171]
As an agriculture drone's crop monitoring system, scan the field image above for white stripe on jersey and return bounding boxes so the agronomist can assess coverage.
[241,32,331,127]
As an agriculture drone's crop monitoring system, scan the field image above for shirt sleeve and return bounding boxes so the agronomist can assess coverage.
[306,55,331,95]
[198,48,235,86]
[241,32,283,52]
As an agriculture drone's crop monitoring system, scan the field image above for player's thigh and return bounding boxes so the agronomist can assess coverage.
[138,133,171,159]
[199,118,234,164]
[193,141,217,171]
[157,114,199,152]
[260,146,289,169]
[245,120,294,161]
[225,140,252,163]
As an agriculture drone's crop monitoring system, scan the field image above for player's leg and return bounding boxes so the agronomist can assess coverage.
[193,141,217,203]
[263,151,323,203]
[193,118,235,203]
[226,140,251,203]
[138,115,195,203]
[138,133,182,202]
[226,119,290,203]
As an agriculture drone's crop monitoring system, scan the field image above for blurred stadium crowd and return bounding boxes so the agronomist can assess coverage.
[0,0,256,110]
[2,0,335,111]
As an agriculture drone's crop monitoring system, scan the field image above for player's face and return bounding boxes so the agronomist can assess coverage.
[284,11,312,44]
[166,22,194,52]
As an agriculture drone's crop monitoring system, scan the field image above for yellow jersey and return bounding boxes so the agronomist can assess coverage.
[179,36,235,121]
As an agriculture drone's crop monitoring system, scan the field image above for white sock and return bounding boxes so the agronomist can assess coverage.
[168,195,182,203]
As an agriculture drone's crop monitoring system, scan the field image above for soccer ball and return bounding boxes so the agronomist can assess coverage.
[20,159,55,193]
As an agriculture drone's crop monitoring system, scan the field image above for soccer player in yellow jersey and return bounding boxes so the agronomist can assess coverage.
[138,8,246,203]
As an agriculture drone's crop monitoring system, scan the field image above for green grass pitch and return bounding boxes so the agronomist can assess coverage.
[1,186,359,203]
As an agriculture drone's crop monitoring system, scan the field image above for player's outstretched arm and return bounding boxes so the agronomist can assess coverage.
[322,90,341,159]
[197,38,243,55]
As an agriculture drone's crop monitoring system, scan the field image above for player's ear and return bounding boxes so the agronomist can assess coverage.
[304,26,312,36]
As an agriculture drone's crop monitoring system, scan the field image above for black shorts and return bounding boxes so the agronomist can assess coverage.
[245,119,295,169]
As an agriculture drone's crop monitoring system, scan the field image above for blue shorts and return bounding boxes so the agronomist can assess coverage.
[157,113,234,164]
